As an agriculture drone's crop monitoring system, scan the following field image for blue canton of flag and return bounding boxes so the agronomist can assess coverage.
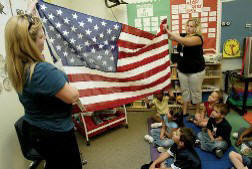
[37,1,121,72]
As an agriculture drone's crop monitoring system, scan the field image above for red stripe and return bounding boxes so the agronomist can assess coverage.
[117,50,169,72]
[75,83,172,112]
[117,39,145,49]
[118,39,168,59]
[68,60,170,82]
[78,72,171,97]
[122,24,156,40]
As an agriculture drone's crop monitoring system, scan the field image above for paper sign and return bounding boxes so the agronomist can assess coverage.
[172,20,179,25]
[151,17,158,22]
[208,33,216,38]
[182,14,189,19]
[209,11,217,16]
[202,23,208,28]
[203,7,210,12]
[143,21,151,26]
[201,12,208,17]
[172,25,179,31]
[202,28,208,33]
[144,27,150,31]
[192,12,199,17]
[208,28,216,33]
[182,19,188,24]
[151,22,158,26]
[209,17,216,22]
[172,5,179,10]
[136,4,153,18]
[201,17,208,22]
[172,15,179,20]
[172,9,179,15]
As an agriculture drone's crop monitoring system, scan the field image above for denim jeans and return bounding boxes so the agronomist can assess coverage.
[197,131,228,152]
[150,128,174,148]
[164,157,174,168]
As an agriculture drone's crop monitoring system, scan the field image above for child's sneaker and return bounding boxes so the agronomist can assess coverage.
[157,147,167,153]
[151,122,162,128]
[195,139,200,146]
[232,132,238,139]
[144,135,154,144]
[240,143,252,155]
[215,149,224,158]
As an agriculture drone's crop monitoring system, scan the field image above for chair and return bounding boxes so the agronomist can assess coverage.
[14,116,43,169]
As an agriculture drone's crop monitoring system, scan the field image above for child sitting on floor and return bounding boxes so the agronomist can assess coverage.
[233,125,252,155]
[144,90,175,128]
[229,151,252,169]
[197,103,232,158]
[146,127,201,169]
[144,108,183,152]
[188,90,223,128]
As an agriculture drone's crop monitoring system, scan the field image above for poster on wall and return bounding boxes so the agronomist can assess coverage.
[127,0,169,35]
[170,0,218,50]
[223,39,241,58]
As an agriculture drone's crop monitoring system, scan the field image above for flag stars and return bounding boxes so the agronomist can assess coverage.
[77,45,83,51]
[98,44,104,49]
[70,48,75,52]
[48,13,55,20]
[70,38,76,44]
[79,21,85,27]
[56,45,62,51]
[64,18,70,24]
[72,13,78,20]
[99,33,104,39]
[87,17,93,23]
[78,33,83,39]
[70,57,75,63]
[40,4,47,11]
[56,34,61,38]
[91,48,96,53]
[89,58,94,63]
[84,41,90,46]
[63,51,68,56]
[114,24,119,30]
[111,36,116,41]
[42,17,47,23]
[49,26,55,31]
[108,66,113,71]
[56,22,62,28]
[92,37,96,42]
[107,29,112,34]
[97,55,103,60]
[104,40,108,45]
[101,21,107,26]
[63,30,69,36]
[111,45,115,50]
[49,37,55,44]
[105,50,109,55]
[110,56,114,60]
[56,9,63,15]
[71,25,77,32]
[102,61,107,65]
[94,25,99,30]
[85,29,91,35]
[82,53,88,57]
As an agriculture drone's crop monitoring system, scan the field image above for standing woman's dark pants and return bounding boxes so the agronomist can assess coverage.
[23,120,82,169]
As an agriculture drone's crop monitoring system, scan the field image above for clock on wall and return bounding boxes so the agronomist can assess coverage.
[223,39,241,58]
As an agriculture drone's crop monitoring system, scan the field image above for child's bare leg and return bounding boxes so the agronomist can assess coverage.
[151,114,161,123]
[229,151,247,169]
[198,118,208,128]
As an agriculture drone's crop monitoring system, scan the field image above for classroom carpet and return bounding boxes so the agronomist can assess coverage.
[243,112,252,124]
[148,117,236,169]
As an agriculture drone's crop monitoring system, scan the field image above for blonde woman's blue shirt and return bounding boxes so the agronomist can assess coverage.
[19,62,74,132]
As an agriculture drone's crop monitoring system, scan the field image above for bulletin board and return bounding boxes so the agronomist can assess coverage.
[221,0,252,58]
[127,0,170,35]
[170,0,218,49]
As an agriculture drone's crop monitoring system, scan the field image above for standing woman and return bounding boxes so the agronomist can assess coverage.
[164,18,205,115]
[5,4,82,169]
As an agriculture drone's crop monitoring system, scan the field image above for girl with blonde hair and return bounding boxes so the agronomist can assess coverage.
[5,1,82,168]
[164,18,205,116]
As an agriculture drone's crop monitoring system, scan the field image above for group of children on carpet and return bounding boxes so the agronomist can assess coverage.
[142,90,252,169]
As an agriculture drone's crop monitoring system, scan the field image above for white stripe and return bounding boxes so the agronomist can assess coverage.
[79,78,171,105]
[117,45,169,67]
[64,55,170,78]
[69,67,170,89]
[119,33,168,52]
[119,31,154,44]
[171,163,181,169]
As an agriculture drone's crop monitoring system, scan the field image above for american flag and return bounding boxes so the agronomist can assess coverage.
[36,0,171,112]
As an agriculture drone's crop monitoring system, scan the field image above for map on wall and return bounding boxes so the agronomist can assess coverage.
[170,0,218,50]
[127,0,170,35]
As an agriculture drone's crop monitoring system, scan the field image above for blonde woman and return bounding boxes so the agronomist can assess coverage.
[5,3,82,169]
[164,18,205,116]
